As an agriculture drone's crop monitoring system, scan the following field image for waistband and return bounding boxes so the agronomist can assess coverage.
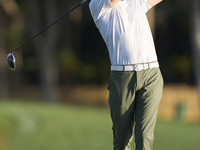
[111,61,159,71]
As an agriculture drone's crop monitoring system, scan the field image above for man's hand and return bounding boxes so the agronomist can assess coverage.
[110,0,121,6]
[109,0,162,7]
[148,0,163,7]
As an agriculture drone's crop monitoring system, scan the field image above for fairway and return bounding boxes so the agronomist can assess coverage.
[0,101,200,150]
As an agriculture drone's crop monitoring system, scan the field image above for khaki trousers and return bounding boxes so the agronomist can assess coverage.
[108,68,163,150]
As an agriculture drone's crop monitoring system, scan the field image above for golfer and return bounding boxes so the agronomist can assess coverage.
[89,0,163,149]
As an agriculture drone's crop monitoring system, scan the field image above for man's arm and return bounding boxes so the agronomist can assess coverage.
[148,0,163,7]
[110,0,121,6]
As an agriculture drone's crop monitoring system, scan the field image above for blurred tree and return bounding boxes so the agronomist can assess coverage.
[155,1,192,84]
[191,0,200,119]
[0,3,8,98]
[26,0,59,102]
[0,0,23,98]
[2,0,196,100]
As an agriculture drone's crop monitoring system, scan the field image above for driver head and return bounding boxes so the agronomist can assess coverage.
[6,53,16,71]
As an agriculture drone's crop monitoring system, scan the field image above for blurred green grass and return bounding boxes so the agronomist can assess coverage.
[0,101,199,150]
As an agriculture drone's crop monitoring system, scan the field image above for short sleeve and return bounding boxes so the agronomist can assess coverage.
[139,0,152,13]
[89,0,112,23]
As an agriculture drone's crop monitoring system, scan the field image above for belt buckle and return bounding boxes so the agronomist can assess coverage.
[136,63,146,71]
[135,63,143,71]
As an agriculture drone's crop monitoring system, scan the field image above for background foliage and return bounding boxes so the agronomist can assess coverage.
[0,0,199,101]
[1,0,193,83]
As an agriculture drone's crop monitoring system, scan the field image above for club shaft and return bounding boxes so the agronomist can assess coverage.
[11,0,87,53]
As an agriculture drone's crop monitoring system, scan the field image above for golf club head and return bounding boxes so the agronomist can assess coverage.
[6,53,16,71]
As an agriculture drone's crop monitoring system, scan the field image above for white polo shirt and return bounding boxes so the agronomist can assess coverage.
[89,0,158,66]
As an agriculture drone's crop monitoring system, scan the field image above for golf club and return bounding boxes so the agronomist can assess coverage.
[6,0,88,71]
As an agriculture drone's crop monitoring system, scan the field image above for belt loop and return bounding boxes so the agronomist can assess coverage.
[148,62,150,69]
[123,65,125,72]
[142,63,145,70]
